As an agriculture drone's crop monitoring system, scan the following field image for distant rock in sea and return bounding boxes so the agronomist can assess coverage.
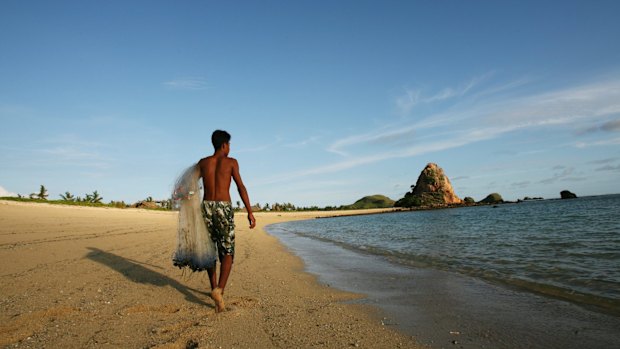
[395,163,462,208]
[560,190,577,199]
[479,193,504,204]
[347,195,395,209]
[464,197,475,204]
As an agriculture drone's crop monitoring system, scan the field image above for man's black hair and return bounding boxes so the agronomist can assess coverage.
[212,130,231,150]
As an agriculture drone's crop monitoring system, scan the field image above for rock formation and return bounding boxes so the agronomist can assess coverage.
[348,195,395,209]
[479,193,504,204]
[560,190,577,199]
[395,163,462,207]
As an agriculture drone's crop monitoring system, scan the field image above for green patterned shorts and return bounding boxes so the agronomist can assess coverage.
[202,201,235,260]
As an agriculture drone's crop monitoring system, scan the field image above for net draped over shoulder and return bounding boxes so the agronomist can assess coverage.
[172,164,218,271]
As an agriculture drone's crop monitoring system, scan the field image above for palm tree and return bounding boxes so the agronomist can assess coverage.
[37,185,48,200]
[59,191,75,201]
[91,190,103,203]
[236,201,241,210]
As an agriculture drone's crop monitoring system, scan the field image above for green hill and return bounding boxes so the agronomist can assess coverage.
[347,195,395,209]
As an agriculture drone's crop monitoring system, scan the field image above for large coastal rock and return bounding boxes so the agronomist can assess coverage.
[395,163,462,207]
[560,190,577,199]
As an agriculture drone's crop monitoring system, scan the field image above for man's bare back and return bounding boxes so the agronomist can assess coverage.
[198,155,235,202]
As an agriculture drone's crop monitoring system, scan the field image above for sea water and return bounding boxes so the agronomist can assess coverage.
[269,194,620,315]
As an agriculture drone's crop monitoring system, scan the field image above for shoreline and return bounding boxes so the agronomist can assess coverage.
[0,200,419,348]
[266,211,620,349]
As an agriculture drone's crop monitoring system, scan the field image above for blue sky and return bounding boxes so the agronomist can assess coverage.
[1,1,619,206]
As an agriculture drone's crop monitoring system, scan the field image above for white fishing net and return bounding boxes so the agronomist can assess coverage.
[172,164,217,271]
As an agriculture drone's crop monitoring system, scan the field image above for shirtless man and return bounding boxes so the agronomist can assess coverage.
[198,130,256,312]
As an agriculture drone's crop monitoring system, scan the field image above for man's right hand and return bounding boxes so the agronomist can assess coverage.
[248,212,256,229]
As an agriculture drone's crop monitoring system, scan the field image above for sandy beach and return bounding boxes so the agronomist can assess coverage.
[0,200,419,349]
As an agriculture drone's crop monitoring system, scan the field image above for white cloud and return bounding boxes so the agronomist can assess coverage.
[395,73,491,115]
[0,185,17,197]
[575,137,620,148]
[269,75,620,184]
[163,77,208,90]
[327,125,417,156]
[285,136,321,148]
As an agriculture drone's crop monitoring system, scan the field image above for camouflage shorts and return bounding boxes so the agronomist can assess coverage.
[202,201,235,260]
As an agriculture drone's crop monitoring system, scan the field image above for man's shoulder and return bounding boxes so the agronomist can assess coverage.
[223,157,238,166]
[198,156,214,163]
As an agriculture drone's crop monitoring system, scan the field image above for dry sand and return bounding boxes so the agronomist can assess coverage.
[0,200,421,349]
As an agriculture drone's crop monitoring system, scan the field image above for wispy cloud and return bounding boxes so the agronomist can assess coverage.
[588,157,618,165]
[595,164,620,172]
[602,119,620,131]
[451,176,470,181]
[575,137,620,148]
[395,74,488,115]
[327,125,416,156]
[264,75,620,184]
[30,135,114,171]
[580,118,620,134]
[285,136,321,148]
[539,167,587,184]
[163,77,208,90]
[511,181,531,188]
[0,185,17,197]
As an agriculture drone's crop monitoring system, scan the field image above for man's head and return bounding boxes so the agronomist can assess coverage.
[212,130,231,152]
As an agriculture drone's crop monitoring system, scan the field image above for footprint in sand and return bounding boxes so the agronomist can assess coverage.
[226,297,259,310]
[123,304,180,315]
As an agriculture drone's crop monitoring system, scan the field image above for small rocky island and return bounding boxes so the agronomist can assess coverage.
[560,190,577,199]
[393,163,580,210]
[395,163,463,208]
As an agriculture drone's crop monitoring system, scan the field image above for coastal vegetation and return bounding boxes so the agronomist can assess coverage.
[0,185,169,210]
[1,181,581,213]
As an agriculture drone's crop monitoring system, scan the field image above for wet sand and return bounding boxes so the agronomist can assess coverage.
[0,200,419,348]
[268,225,620,349]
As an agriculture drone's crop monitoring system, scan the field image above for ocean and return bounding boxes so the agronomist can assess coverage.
[266,194,620,348]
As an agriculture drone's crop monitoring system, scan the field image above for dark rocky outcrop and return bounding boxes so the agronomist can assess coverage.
[464,197,475,204]
[560,190,577,199]
[132,201,160,209]
[479,193,504,204]
[395,163,462,208]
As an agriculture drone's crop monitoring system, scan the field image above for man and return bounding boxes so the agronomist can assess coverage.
[198,130,256,312]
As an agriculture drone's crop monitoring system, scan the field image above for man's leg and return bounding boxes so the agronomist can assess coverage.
[210,260,225,313]
[207,265,217,291]
[217,254,233,294]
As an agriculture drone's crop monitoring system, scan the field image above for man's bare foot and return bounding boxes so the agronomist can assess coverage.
[210,287,225,313]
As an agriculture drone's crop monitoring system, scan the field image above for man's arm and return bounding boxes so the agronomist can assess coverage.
[231,159,256,229]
